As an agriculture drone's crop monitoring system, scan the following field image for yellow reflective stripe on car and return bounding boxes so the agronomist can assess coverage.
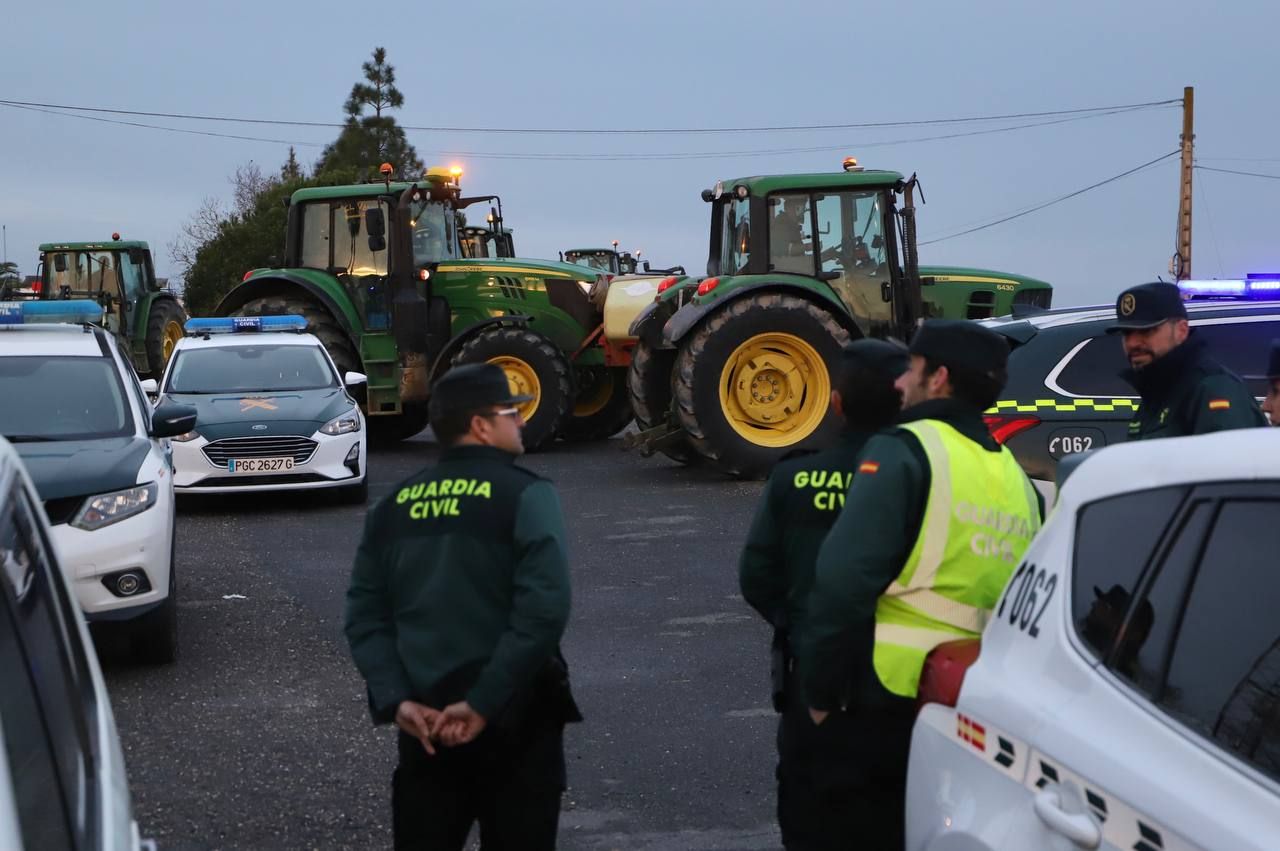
[985,398,1140,413]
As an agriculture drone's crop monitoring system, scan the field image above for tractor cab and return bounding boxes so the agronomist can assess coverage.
[31,236,187,377]
[563,244,639,277]
[700,159,921,340]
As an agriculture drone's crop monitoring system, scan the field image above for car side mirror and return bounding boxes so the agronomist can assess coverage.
[139,378,159,398]
[151,403,197,439]
[344,371,368,387]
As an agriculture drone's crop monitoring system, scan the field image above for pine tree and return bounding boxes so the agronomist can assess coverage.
[281,146,304,181]
[316,47,422,179]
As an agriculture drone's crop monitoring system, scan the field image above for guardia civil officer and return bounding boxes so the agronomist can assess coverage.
[1248,340,1280,425]
[738,339,908,851]
[1109,281,1264,438]
[345,363,581,851]
[802,320,1042,851]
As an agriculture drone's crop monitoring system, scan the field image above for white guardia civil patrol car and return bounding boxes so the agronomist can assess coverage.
[0,300,194,664]
[0,435,152,849]
[906,429,1280,850]
[149,316,368,502]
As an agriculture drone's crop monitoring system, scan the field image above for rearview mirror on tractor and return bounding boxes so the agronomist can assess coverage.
[54,254,67,273]
[365,207,386,238]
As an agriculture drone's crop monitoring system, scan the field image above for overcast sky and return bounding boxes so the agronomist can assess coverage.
[2,0,1276,307]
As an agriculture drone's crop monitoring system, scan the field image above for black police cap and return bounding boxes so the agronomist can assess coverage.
[431,363,533,413]
[840,338,909,379]
[908,319,1008,377]
[1106,282,1187,333]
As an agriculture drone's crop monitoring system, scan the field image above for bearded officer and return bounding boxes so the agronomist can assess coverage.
[802,319,1042,850]
[1109,281,1264,438]
[345,362,581,851]
[738,339,909,850]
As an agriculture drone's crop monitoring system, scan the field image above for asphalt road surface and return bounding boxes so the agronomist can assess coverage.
[98,432,784,850]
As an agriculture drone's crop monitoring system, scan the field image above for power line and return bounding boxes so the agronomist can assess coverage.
[4,102,325,148]
[921,150,1181,246]
[1195,164,1280,180]
[0,95,1181,135]
[1,100,1173,162]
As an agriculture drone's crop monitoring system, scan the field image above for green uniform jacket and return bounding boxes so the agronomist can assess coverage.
[801,399,1043,714]
[344,445,571,724]
[738,429,878,644]
[1123,334,1266,440]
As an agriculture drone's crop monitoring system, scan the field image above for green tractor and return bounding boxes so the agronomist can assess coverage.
[457,196,516,259]
[614,160,1053,477]
[15,236,188,377]
[215,167,634,447]
[562,242,685,279]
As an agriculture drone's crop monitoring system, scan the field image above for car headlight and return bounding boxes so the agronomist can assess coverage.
[320,408,362,436]
[70,483,159,531]
[170,430,200,442]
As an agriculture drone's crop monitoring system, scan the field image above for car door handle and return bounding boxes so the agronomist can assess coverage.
[1034,788,1101,849]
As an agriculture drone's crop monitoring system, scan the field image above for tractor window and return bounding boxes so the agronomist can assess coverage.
[116,250,145,301]
[816,190,892,329]
[45,251,121,302]
[332,200,391,276]
[719,198,752,275]
[299,203,331,269]
[408,201,458,266]
[767,194,814,275]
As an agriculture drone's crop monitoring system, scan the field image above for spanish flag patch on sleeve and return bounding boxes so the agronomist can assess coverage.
[1208,399,1231,411]
[857,461,879,474]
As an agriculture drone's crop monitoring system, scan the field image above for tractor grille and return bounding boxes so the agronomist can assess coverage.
[201,436,317,467]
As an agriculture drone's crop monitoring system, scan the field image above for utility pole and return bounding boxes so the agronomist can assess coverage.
[1173,86,1194,281]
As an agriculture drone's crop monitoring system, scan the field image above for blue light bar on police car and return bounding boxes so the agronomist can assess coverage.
[184,315,309,335]
[1177,279,1280,299]
[0,299,105,326]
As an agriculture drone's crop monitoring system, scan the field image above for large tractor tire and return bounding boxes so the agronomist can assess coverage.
[143,298,188,378]
[559,366,634,442]
[673,293,849,479]
[626,341,700,464]
[452,327,573,452]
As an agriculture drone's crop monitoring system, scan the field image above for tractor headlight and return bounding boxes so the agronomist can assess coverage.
[70,483,159,531]
[320,408,362,436]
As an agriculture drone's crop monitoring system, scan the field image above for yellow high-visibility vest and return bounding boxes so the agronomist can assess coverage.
[872,420,1041,698]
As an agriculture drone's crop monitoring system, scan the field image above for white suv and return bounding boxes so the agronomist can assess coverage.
[906,429,1280,850]
[0,435,152,849]
[0,301,195,663]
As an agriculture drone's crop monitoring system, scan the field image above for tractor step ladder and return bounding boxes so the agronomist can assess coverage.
[360,332,402,415]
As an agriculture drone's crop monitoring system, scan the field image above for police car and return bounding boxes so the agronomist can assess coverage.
[982,281,1280,496]
[149,316,368,502]
[905,429,1280,850]
[0,300,193,664]
[0,435,153,849]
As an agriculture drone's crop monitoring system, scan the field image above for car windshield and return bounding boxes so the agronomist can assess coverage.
[166,345,336,393]
[0,357,133,440]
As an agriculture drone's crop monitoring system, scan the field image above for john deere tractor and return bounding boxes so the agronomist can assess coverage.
[613,160,1053,477]
[216,167,634,447]
[563,242,686,279]
[15,236,188,377]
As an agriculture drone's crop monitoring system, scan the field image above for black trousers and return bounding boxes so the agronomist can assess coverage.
[392,723,566,851]
[776,695,915,851]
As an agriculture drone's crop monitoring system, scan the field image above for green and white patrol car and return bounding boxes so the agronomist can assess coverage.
[151,316,369,502]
